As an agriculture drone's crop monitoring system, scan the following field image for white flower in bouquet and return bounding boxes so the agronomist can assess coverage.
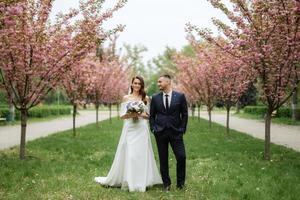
[126,101,146,115]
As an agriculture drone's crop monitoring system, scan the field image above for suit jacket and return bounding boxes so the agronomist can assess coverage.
[149,90,188,135]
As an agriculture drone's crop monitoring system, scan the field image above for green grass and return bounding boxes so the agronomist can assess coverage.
[1,118,300,199]
[235,112,300,126]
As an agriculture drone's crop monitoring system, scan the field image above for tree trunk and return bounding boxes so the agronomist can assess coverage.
[236,101,241,114]
[208,108,212,128]
[20,109,28,160]
[197,103,200,122]
[291,85,299,121]
[264,110,272,160]
[117,103,120,119]
[109,103,112,123]
[191,104,195,119]
[8,101,15,122]
[226,105,231,136]
[57,89,60,106]
[73,104,77,137]
[96,104,99,126]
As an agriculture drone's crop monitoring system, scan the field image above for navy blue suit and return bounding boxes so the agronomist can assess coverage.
[149,90,188,187]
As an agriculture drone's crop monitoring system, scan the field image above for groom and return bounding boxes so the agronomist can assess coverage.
[149,74,188,191]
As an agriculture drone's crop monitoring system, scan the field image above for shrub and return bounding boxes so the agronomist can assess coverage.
[243,106,300,118]
[0,105,71,120]
[243,106,267,116]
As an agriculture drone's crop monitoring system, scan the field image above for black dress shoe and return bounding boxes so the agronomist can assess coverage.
[163,185,171,192]
[177,184,185,190]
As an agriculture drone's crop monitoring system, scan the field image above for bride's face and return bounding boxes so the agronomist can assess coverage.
[132,78,142,93]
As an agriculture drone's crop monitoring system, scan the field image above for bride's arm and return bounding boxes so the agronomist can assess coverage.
[139,96,150,119]
[121,113,138,120]
[139,112,149,119]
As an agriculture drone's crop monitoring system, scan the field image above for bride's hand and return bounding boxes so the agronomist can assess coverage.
[131,113,139,120]
[139,112,149,119]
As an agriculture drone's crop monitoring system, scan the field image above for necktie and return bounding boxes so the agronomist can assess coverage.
[165,94,169,111]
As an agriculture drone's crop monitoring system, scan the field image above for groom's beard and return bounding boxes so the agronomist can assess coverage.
[158,85,165,91]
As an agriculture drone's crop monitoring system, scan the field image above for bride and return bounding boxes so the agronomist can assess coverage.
[95,76,162,192]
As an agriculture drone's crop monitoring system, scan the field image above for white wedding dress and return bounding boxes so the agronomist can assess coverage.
[94,101,162,192]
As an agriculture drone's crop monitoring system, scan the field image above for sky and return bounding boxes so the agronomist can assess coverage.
[51,0,229,62]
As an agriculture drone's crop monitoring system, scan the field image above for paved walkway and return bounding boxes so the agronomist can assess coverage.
[0,110,117,150]
[1,110,299,152]
[196,111,300,152]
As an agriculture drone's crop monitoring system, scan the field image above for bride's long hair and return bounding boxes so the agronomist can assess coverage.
[130,76,147,105]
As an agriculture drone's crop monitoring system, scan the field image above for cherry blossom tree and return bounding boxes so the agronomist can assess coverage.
[0,0,21,122]
[187,0,300,159]
[209,45,255,135]
[175,82,200,120]
[101,60,128,123]
[0,0,126,159]
[173,55,202,121]
[216,65,254,135]
[174,45,218,128]
[189,38,255,134]
[62,60,93,137]
[192,45,218,128]
[88,57,111,126]
[99,34,128,122]
[86,50,128,125]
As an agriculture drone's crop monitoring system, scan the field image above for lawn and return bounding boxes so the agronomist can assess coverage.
[0,117,300,199]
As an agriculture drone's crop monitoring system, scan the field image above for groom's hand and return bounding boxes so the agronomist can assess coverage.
[179,127,186,134]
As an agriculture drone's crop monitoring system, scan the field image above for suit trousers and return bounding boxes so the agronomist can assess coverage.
[154,128,186,187]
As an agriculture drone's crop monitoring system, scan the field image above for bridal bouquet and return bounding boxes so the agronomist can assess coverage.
[126,101,146,115]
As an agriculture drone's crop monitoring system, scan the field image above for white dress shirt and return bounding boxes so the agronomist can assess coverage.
[163,90,172,109]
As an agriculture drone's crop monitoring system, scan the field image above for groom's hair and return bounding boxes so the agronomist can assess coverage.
[160,74,172,80]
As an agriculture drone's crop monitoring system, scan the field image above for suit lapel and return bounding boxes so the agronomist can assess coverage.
[159,92,166,112]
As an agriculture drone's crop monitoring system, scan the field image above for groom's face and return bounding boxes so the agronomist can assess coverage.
[157,77,170,91]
